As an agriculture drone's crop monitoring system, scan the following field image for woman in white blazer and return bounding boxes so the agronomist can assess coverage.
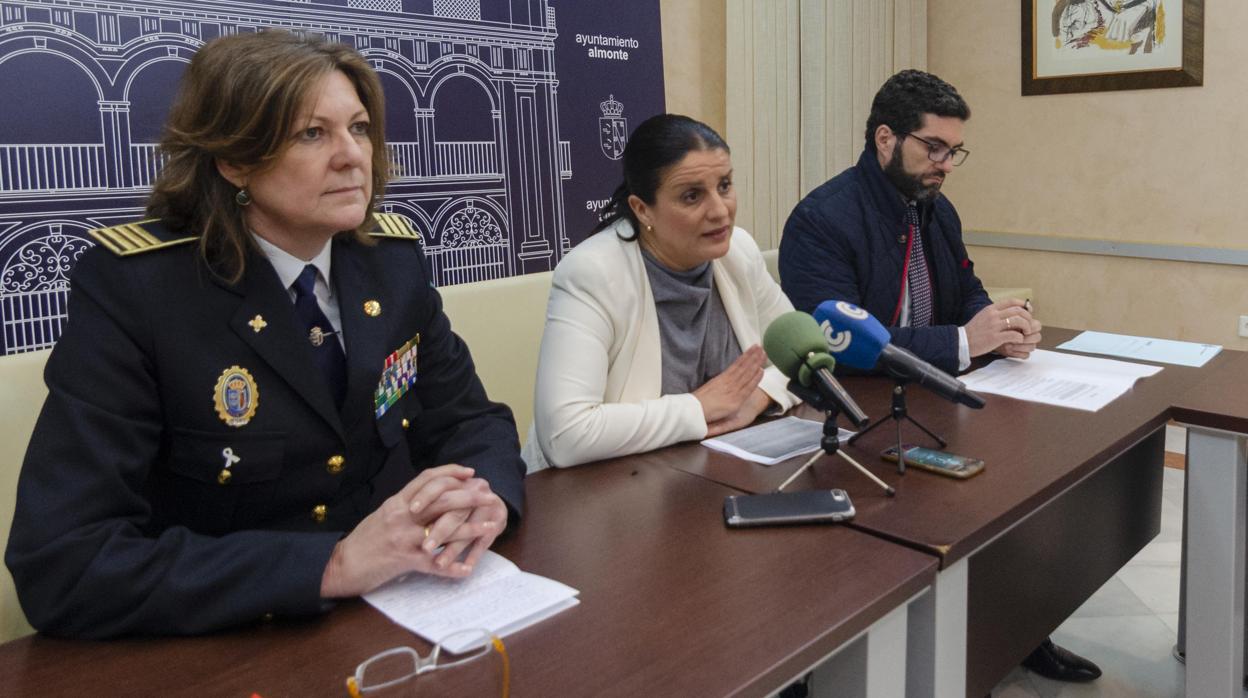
[526,114,799,469]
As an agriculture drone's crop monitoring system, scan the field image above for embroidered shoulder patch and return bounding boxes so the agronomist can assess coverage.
[369,213,422,241]
[88,219,198,257]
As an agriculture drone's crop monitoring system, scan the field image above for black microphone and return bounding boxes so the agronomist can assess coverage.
[812,300,985,409]
[762,312,870,427]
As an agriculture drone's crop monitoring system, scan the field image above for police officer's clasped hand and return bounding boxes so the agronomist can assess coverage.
[319,464,508,598]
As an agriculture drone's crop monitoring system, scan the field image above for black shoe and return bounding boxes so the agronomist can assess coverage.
[1021,638,1102,682]
[777,672,811,698]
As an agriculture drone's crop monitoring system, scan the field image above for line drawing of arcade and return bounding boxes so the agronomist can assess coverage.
[0,0,573,355]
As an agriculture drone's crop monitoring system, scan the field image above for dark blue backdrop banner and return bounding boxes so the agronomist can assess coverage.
[0,0,664,356]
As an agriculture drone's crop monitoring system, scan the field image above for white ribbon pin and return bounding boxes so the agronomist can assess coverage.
[218,447,242,485]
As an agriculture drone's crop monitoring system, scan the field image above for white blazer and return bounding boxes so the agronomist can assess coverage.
[525,221,799,469]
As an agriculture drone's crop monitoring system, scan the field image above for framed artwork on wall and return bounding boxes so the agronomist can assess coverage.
[1022,0,1203,95]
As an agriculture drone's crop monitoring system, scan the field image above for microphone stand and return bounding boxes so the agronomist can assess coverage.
[847,375,946,474]
[779,382,895,496]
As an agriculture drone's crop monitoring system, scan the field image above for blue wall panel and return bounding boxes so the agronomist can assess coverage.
[0,0,664,354]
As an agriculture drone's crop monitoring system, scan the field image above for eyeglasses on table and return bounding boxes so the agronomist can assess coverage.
[346,628,509,698]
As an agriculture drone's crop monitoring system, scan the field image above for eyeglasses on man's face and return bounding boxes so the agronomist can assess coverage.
[346,628,509,698]
[901,132,970,166]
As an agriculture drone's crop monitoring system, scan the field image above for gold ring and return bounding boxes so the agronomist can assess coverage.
[1005,317,1013,329]
[424,526,431,540]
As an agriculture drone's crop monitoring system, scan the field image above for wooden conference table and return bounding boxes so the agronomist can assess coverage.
[0,459,936,697]
[1,328,1241,697]
[671,327,1242,697]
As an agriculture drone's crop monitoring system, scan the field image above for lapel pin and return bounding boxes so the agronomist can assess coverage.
[364,300,381,317]
[218,447,241,484]
[248,315,267,333]
[309,326,338,347]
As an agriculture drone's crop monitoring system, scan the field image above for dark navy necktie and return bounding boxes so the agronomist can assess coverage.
[292,264,347,408]
[905,202,934,328]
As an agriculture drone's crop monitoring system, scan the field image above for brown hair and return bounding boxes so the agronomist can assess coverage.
[147,30,390,282]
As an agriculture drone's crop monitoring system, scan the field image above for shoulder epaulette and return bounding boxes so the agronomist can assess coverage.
[369,213,422,241]
[88,219,198,256]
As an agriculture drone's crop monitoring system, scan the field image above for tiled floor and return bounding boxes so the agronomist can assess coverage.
[990,423,1245,697]
[991,466,1190,697]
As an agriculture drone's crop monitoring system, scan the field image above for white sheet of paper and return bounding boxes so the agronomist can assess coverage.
[363,551,580,652]
[701,416,853,465]
[959,349,1161,412]
[1057,330,1222,368]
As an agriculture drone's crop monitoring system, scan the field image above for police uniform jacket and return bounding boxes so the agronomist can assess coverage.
[5,217,526,638]
[778,148,992,374]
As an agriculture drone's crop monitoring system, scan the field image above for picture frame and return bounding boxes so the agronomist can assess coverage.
[1022,0,1203,96]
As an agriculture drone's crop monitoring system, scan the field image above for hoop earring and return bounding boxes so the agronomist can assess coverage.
[235,188,252,207]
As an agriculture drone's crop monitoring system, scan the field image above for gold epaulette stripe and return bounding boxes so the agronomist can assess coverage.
[378,214,410,238]
[88,219,197,256]
[117,223,158,249]
[370,213,421,240]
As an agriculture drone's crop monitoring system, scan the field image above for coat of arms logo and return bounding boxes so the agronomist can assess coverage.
[598,94,627,160]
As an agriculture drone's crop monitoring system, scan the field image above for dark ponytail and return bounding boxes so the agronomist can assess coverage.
[591,113,729,240]
[592,182,635,238]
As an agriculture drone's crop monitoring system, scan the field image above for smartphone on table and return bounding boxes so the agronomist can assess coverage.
[880,444,984,479]
[723,489,855,528]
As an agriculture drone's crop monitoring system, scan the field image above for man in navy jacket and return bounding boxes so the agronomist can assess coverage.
[779,70,1099,684]
[779,70,1039,376]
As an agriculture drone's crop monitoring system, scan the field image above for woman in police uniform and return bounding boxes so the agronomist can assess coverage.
[5,30,525,638]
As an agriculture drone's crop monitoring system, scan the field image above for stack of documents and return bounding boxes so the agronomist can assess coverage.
[702,416,853,465]
[364,551,579,652]
[960,349,1161,412]
[1057,330,1221,367]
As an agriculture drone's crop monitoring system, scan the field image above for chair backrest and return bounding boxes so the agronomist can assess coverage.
[438,272,554,445]
[0,349,50,642]
[761,247,780,284]
[984,286,1033,304]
